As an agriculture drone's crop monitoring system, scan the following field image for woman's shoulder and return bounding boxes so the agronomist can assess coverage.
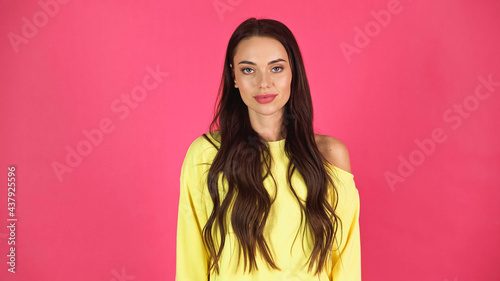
[315,134,358,209]
[187,131,221,153]
[314,133,352,175]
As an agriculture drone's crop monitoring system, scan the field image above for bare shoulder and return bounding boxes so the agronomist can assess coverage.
[314,133,352,174]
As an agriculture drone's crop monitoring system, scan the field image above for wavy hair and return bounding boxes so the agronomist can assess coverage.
[201,17,342,276]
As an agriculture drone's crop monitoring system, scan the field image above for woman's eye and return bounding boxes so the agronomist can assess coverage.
[272,66,283,72]
[242,68,253,74]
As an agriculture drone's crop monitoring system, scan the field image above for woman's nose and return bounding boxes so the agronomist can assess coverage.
[259,71,271,89]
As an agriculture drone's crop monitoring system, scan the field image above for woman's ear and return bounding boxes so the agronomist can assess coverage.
[229,64,238,88]
[230,64,235,80]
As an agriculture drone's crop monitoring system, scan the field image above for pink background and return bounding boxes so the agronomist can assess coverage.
[1,0,499,280]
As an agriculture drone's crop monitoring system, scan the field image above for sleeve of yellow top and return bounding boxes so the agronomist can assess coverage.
[330,178,361,281]
[176,139,210,281]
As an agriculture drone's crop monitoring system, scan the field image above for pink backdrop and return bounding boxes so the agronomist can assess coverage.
[1,0,499,280]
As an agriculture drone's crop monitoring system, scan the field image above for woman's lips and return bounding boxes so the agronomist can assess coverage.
[254,94,277,104]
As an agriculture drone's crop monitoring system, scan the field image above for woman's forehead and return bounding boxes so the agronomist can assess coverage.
[233,36,288,63]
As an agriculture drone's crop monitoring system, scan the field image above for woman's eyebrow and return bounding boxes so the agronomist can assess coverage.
[238,58,286,65]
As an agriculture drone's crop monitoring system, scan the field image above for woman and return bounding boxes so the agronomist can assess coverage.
[176,17,361,280]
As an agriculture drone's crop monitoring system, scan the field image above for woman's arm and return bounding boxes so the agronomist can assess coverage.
[330,185,361,281]
[321,136,361,280]
[176,139,210,281]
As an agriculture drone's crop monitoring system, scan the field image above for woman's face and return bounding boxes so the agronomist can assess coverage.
[231,36,292,118]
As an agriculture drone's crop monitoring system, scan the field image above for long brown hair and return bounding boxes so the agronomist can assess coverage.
[202,17,342,276]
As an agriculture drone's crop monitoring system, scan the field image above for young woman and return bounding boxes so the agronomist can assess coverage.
[176,18,361,280]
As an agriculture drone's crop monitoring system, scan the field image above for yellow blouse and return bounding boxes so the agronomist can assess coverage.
[176,133,361,281]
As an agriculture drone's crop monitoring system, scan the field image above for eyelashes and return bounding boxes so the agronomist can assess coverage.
[241,66,284,74]
[242,68,253,74]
